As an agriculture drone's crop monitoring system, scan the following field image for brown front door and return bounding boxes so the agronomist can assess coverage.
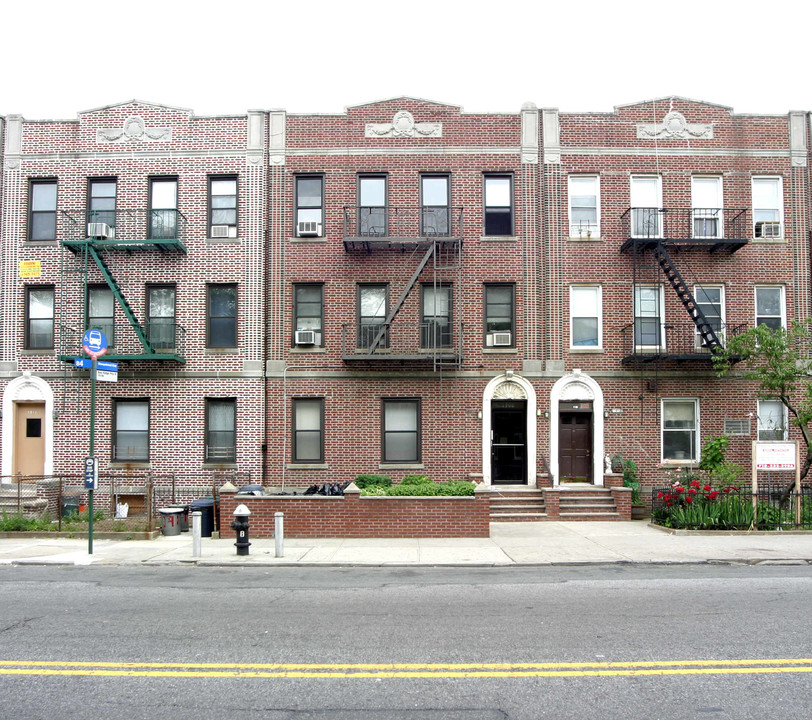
[13,402,46,478]
[559,403,592,482]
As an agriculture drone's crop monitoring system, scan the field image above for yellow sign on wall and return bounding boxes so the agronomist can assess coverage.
[19,260,42,278]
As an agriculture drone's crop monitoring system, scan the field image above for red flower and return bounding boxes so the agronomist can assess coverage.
[657,492,664,499]
[723,487,731,494]
[690,480,701,489]
[685,496,693,504]
[709,491,718,501]
[688,488,698,494]
[703,484,712,492]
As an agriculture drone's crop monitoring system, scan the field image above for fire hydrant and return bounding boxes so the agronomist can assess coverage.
[230,504,251,556]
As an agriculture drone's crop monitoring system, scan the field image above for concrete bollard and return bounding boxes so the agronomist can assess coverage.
[274,511,284,558]
[191,511,202,558]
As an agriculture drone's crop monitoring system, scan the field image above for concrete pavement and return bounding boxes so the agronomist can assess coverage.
[1,521,811,567]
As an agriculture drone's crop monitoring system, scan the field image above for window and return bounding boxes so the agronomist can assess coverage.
[358,175,387,236]
[207,284,237,347]
[209,176,238,238]
[568,175,599,237]
[295,175,324,236]
[694,285,724,347]
[206,398,236,463]
[421,174,450,236]
[692,176,723,239]
[758,400,787,441]
[634,285,664,349]
[293,398,324,463]
[88,178,117,228]
[752,177,783,239]
[484,284,515,346]
[88,286,115,348]
[630,175,662,238]
[147,285,176,349]
[29,179,57,241]
[421,284,452,348]
[382,399,420,463]
[25,286,54,350]
[755,286,785,330]
[293,283,324,346]
[483,175,513,236]
[358,284,388,348]
[113,399,149,462]
[570,285,602,348]
[662,399,698,462]
[149,178,178,240]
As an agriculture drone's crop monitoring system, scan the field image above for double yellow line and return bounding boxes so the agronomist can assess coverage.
[1,658,812,679]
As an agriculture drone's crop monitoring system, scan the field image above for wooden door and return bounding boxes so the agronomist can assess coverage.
[559,411,592,482]
[13,402,46,478]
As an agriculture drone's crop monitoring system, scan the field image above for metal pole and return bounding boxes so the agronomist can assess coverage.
[88,356,96,555]
[191,511,202,558]
[274,512,284,558]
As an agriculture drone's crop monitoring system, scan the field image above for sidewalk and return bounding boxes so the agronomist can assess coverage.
[1,522,812,567]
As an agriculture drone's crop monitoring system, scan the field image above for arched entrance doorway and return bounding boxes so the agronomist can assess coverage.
[2,373,55,480]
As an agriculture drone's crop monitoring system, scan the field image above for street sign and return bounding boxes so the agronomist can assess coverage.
[96,370,118,382]
[74,358,118,372]
[82,329,107,359]
[84,457,98,490]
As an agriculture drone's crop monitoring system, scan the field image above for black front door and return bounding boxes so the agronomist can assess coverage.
[491,400,527,484]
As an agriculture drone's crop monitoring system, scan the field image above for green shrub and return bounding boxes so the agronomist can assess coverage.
[401,474,433,485]
[0,512,54,532]
[353,474,392,489]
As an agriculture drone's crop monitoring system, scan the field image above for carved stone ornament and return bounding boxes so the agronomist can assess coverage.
[96,115,172,143]
[365,110,442,138]
[637,111,713,140]
[560,381,594,402]
[493,381,527,400]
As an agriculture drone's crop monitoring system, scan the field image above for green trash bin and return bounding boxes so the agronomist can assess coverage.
[190,499,215,537]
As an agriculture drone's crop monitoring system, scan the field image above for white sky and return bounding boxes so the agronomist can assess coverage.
[3,1,809,120]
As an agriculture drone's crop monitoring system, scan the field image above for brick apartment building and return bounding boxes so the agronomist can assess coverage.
[1,96,810,511]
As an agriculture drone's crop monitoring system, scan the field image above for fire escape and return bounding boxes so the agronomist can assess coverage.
[619,206,749,365]
[58,209,187,363]
[341,205,463,371]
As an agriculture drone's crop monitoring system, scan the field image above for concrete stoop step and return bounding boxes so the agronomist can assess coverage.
[489,485,621,522]
[489,487,546,522]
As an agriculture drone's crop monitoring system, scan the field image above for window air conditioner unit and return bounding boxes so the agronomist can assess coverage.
[210,225,232,239]
[297,221,322,237]
[487,332,512,347]
[756,221,781,239]
[87,222,113,239]
[295,330,317,346]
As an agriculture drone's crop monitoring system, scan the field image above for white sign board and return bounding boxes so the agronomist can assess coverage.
[755,441,796,470]
[95,370,118,383]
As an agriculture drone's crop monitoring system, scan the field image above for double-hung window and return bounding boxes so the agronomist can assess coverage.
[293,398,324,463]
[694,285,724,348]
[421,174,450,236]
[484,284,515,347]
[758,399,787,441]
[483,175,513,236]
[358,175,387,237]
[88,286,115,348]
[568,175,600,237]
[29,180,58,241]
[382,399,420,463]
[293,283,324,347]
[570,285,602,348]
[207,284,237,348]
[88,178,117,231]
[147,285,176,349]
[692,176,723,239]
[358,284,388,349]
[113,399,149,462]
[662,399,698,462]
[149,177,178,240]
[295,175,324,237]
[755,286,785,330]
[421,284,452,349]
[630,175,662,238]
[25,286,55,350]
[752,177,783,239]
[206,398,236,463]
[209,176,238,238]
[634,285,664,349]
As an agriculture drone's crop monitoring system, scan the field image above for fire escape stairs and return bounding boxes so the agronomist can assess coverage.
[652,243,724,354]
[367,242,437,355]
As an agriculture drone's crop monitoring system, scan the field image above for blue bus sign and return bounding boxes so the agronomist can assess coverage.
[84,457,98,490]
[82,329,108,359]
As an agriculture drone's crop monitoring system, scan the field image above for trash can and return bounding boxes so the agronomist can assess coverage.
[167,505,189,532]
[159,507,184,536]
[61,496,80,518]
[190,498,215,537]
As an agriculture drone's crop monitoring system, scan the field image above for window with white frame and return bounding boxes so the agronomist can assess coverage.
[209,176,238,238]
[634,285,664,349]
[483,175,513,236]
[694,285,724,347]
[570,285,602,348]
[295,175,324,237]
[29,179,58,241]
[421,174,450,236]
[25,286,55,350]
[206,398,236,463]
[755,286,785,330]
[758,399,787,441]
[113,399,149,462]
[752,177,783,239]
[691,176,723,239]
[382,398,420,463]
[293,398,324,463]
[568,175,600,237]
[630,175,662,238]
[662,399,698,462]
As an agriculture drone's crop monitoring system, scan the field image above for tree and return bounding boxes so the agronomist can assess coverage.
[713,321,812,482]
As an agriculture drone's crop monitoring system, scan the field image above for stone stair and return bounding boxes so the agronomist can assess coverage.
[489,487,546,522]
[558,485,620,520]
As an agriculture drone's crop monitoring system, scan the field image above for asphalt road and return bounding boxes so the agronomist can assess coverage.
[1,564,810,719]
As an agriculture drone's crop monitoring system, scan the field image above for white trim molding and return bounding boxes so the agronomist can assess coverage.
[2,372,55,480]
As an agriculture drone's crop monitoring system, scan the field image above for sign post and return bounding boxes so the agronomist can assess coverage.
[82,329,107,555]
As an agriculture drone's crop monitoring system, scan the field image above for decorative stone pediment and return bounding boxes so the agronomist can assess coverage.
[365,110,442,138]
[493,381,527,400]
[97,116,172,143]
[637,111,713,140]
[560,381,594,402]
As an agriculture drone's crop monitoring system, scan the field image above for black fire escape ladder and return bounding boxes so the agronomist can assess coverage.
[368,242,436,354]
[652,243,724,353]
[87,245,156,354]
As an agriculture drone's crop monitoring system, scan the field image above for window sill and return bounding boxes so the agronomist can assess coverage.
[204,348,240,354]
[290,237,328,244]
[569,347,604,354]
[23,240,58,247]
[751,237,786,244]
[202,462,237,469]
[379,463,424,470]
[480,236,517,242]
[205,237,241,245]
[482,347,517,354]
[286,463,329,470]
[568,235,603,242]
[290,346,326,353]
[111,462,151,469]
[660,459,698,467]
[20,349,55,355]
